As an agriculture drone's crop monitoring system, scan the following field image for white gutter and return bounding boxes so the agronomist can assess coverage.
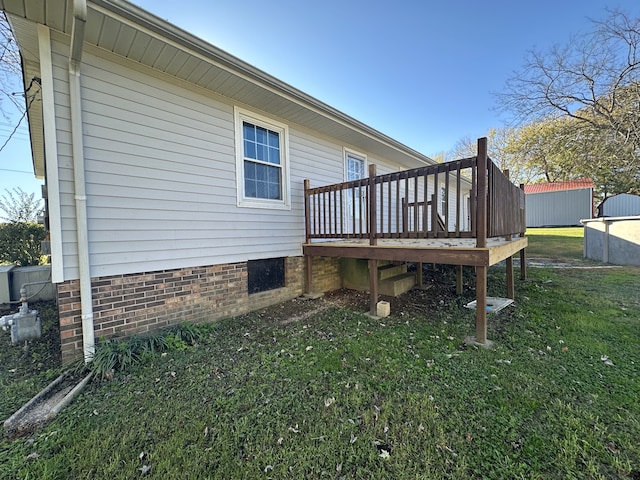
[69,0,95,362]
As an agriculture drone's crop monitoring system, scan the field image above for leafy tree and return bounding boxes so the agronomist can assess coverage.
[503,115,638,200]
[498,9,640,197]
[503,117,581,183]
[0,221,46,266]
[449,128,535,186]
[0,187,43,223]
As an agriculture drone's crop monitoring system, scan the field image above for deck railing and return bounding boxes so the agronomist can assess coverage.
[304,138,526,247]
[487,160,526,238]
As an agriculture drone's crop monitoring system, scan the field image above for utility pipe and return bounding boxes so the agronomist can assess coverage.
[69,0,95,362]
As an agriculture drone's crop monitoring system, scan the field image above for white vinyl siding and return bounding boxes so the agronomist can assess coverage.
[44,33,456,281]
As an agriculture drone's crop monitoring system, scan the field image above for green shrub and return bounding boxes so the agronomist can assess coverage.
[90,338,140,380]
[0,221,47,266]
[88,323,206,380]
[170,322,200,343]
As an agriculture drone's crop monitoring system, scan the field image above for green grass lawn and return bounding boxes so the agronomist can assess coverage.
[525,227,584,260]
[1,234,639,479]
[0,301,63,423]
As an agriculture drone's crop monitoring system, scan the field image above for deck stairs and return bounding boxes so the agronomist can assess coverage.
[341,259,416,297]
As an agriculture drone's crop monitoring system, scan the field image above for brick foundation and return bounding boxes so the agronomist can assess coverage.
[310,256,342,292]
[58,256,306,364]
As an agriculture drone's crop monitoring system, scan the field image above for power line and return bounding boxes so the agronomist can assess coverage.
[0,77,40,153]
[0,120,29,128]
[0,167,35,174]
[0,110,29,152]
[0,127,30,139]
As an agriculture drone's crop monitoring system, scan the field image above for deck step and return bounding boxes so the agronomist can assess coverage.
[377,263,407,280]
[379,272,416,297]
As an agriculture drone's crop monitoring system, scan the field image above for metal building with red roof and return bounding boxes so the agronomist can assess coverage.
[524,179,594,227]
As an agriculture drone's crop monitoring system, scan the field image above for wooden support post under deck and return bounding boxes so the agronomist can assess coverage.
[369,259,378,315]
[456,265,463,295]
[303,178,313,294]
[504,169,514,300]
[368,165,378,315]
[506,256,514,299]
[475,138,488,344]
[417,262,423,288]
[519,183,527,281]
[475,265,487,344]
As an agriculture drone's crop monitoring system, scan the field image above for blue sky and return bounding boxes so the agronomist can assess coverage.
[1,0,639,200]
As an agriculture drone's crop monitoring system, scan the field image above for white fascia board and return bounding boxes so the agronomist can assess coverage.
[37,24,65,283]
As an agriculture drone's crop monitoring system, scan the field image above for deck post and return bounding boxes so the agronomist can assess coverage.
[506,257,515,299]
[475,138,488,344]
[476,138,487,249]
[417,262,424,288]
[304,179,311,243]
[456,265,463,295]
[368,165,378,315]
[368,164,377,246]
[504,169,515,300]
[475,265,487,344]
[519,183,527,281]
[369,259,378,315]
[304,179,313,294]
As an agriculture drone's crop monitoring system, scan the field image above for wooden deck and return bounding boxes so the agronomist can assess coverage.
[302,138,528,345]
[303,237,527,267]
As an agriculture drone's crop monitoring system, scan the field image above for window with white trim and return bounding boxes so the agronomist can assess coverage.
[345,150,366,182]
[343,149,367,234]
[235,108,290,209]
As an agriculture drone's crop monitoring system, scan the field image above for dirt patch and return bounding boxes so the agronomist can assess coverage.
[254,264,476,324]
[526,257,619,269]
[252,256,617,326]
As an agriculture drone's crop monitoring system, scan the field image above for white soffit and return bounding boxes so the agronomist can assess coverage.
[1,0,436,170]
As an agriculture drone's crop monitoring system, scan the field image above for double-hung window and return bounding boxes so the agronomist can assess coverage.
[235,107,290,209]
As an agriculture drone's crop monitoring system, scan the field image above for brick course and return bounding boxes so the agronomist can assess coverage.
[58,257,309,364]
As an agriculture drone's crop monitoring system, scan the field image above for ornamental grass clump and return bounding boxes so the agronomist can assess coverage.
[87,323,206,380]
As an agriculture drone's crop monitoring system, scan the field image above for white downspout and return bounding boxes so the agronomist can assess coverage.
[69,0,94,362]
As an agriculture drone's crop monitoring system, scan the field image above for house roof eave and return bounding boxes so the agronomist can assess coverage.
[1,0,437,171]
[90,0,435,169]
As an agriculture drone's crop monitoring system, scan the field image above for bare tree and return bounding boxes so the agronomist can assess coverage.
[0,13,22,118]
[499,10,640,142]
[498,9,640,195]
